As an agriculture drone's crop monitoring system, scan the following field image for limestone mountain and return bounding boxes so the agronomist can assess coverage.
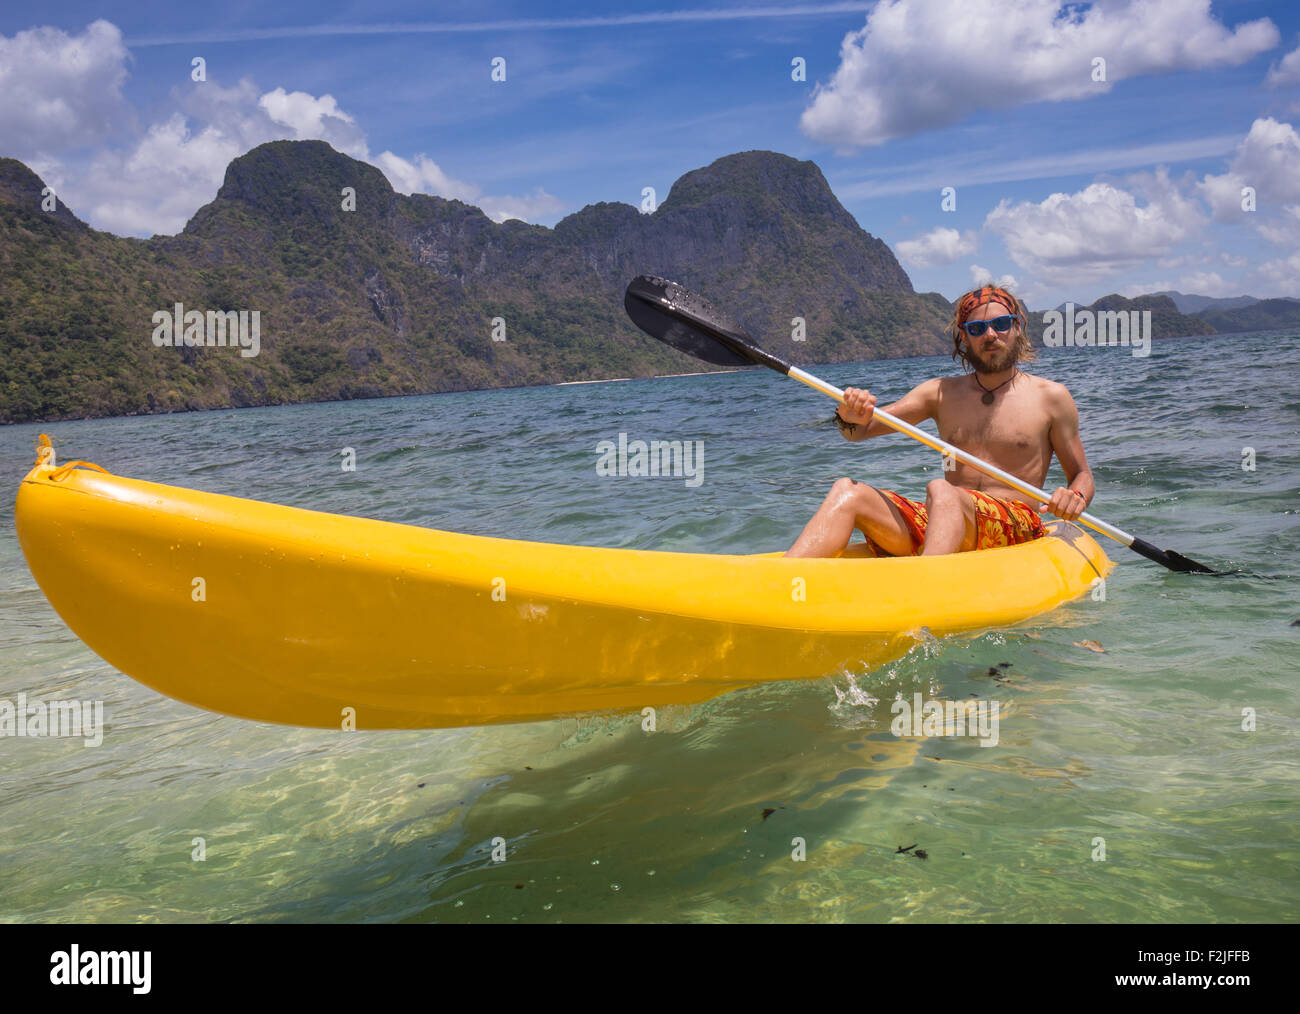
[1028,293,1215,342]
[3,142,943,422]
[1191,297,1300,333]
[1153,291,1261,314]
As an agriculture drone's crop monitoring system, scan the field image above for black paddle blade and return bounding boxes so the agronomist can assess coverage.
[1165,550,1221,575]
[1129,537,1220,574]
[624,275,791,373]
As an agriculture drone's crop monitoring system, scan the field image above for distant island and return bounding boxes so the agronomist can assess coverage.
[1,142,1297,423]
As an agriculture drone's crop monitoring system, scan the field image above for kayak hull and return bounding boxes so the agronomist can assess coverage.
[15,447,1113,729]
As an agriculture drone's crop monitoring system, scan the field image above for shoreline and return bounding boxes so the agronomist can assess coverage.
[556,369,736,386]
[7,328,1296,426]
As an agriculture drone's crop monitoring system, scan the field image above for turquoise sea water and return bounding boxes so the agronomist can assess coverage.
[1,330,1297,923]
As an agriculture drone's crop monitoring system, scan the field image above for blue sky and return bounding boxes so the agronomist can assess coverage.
[3,1,1299,309]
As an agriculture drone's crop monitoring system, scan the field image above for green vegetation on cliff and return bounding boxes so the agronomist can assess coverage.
[3,142,1271,424]
[1192,298,1300,333]
[0,143,953,422]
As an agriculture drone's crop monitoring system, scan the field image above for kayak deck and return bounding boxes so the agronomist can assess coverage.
[15,438,1113,729]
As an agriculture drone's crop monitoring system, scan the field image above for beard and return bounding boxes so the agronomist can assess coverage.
[969,338,1019,375]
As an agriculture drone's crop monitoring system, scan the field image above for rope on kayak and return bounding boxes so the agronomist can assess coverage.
[35,433,109,481]
[49,460,110,482]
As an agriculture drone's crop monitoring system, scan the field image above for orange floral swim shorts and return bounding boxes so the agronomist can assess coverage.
[861,487,1046,556]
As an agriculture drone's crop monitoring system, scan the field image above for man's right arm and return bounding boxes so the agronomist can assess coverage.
[834,379,939,442]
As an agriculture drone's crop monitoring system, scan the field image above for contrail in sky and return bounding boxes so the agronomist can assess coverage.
[128,3,873,47]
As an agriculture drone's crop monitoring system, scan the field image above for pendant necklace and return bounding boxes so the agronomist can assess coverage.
[974,370,1016,405]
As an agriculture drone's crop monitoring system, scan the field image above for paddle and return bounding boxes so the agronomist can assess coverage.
[624,274,1219,574]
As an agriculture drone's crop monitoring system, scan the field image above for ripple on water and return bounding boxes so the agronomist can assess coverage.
[0,332,1296,921]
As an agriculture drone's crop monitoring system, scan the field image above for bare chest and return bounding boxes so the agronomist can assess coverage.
[936,381,1053,461]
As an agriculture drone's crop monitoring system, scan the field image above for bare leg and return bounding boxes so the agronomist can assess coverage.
[786,478,916,558]
[920,479,977,555]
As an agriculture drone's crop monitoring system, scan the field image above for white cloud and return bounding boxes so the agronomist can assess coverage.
[1,20,568,234]
[123,115,232,180]
[1116,280,1171,298]
[895,226,977,267]
[1117,272,1244,298]
[12,87,565,234]
[969,264,1017,290]
[257,88,367,156]
[1130,249,1300,300]
[372,151,564,223]
[372,151,481,205]
[1255,204,1300,246]
[478,189,568,224]
[1198,117,1300,229]
[0,20,132,157]
[1265,34,1300,87]
[1171,271,1230,296]
[102,116,239,234]
[929,120,1300,301]
[984,168,1204,287]
[1256,251,1300,295]
[64,77,394,234]
[55,82,569,234]
[800,0,1279,148]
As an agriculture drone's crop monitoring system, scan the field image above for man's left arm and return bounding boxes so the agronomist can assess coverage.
[1042,385,1094,522]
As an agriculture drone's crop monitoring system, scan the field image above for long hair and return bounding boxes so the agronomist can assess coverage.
[949,285,1036,371]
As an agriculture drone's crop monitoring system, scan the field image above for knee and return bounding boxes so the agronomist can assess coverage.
[830,477,873,502]
[926,478,959,504]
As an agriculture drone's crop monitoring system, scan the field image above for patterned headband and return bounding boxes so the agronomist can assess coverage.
[958,285,1019,321]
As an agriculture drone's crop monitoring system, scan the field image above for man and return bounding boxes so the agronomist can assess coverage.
[785,284,1094,558]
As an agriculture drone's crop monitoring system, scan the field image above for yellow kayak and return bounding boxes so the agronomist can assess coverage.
[15,435,1112,730]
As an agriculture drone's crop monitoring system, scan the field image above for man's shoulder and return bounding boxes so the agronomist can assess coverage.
[1023,372,1074,400]
[1025,374,1080,419]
